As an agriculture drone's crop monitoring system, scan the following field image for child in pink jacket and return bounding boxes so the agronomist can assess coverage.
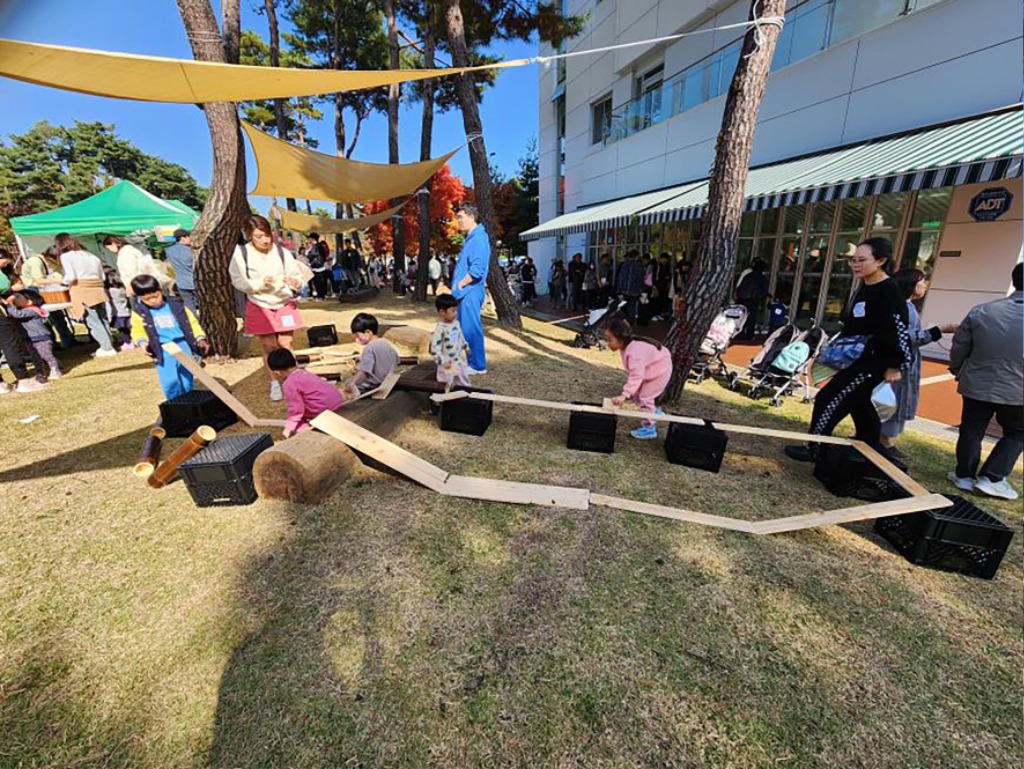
[606,318,673,439]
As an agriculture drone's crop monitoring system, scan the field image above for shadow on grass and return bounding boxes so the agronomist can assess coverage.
[0,425,154,483]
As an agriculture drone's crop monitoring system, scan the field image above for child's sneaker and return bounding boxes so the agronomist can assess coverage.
[974,476,1019,500]
[269,381,283,401]
[630,423,658,440]
[120,341,136,350]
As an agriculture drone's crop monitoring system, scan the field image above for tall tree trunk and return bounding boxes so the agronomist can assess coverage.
[414,17,436,303]
[384,0,405,292]
[332,0,346,255]
[177,0,247,358]
[662,0,784,401]
[220,0,240,64]
[443,0,521,329]
[264,0,296,212]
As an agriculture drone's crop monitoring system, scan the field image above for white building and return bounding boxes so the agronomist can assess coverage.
[524,0,1023,339]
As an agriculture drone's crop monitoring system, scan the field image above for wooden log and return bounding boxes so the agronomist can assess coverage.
[382,325,432,355]
[134,425,166,478]
[148,426,216,489]
[253,362,436,503]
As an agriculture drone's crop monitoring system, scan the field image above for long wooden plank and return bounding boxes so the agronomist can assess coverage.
[444,475,590,510]
[430,390,470,403]
[254,418,288,428]
[850,440,931,497]
[753,493,951,535]
[163,342,260,426]
[311,411,449,492]
[371,372,401,400]
[591,493,758,533]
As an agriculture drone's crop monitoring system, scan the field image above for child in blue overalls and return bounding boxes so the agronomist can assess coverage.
[130,274,209,399]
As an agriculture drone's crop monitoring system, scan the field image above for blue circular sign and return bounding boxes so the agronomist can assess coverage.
[969,187,1013,222]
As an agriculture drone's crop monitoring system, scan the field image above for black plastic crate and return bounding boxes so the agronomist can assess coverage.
[439,386,493,436]
[159,389,239,438]
[814,444,909,502]
[874,495,1014,580]
[567,402,617,453]
[179,433,274,507]
[307,324,339,347]
[665,419,728,473]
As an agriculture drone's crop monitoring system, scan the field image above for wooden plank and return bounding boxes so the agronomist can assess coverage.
[591,493,758,533]
[723,424,851,445]
[371,372,401,400]
[430,390,470,403]
[850,440,931,497]
[163,342,259,426]
[753,493,951,535]
[444,475,590,510]
[311,411,449,492]
[254,418,288,428]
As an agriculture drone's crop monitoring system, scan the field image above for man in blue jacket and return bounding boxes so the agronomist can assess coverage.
[452,203,490,374]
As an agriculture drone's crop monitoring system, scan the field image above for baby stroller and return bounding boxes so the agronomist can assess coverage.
[691,304,748,384]
[573,295,627,349]
[735,325,828,406]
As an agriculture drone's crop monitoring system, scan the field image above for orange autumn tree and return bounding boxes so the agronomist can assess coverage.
[363,163,464,257]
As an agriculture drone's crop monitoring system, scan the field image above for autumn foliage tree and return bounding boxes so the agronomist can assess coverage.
[362,164,464,258]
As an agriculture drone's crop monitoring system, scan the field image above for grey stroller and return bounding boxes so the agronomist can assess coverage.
[733,325,828,406]
[691,304,749,384]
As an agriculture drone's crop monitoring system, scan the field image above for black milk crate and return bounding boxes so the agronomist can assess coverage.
[873,495,1014,579]
[439,386,493,436]
[567,401,617,453]
[306,324,339,347]
[814,445,909,502]
[179,433,274,507]
[665,419,728,473]
[159,389,239,438]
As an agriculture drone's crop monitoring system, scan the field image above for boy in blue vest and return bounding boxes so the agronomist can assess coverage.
[130,274,209,399]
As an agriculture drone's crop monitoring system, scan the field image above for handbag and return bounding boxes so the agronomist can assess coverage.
[817,334,868,371]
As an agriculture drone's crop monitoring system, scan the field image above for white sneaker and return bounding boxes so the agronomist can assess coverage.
[466,367,488,376]
[0,381,11,395]
[974,476,1019,501]
[93,348,118,358]
[15,378,45,393]
[269,381,283,401]
[946,472,974,492]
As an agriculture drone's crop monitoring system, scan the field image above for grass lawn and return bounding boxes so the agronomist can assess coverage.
[1,291,1021,769]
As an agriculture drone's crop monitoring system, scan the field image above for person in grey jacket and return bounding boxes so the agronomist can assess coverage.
[947,262,1024,500]
[164,229,197,316]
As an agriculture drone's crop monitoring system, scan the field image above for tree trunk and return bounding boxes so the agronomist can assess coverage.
[443,0,521,329]
[385,0,405,292]
[332,0,346,255]
[662,0,784,402]
[264,0,297,212]
[177,0,247,358]
[414,18,436,303]
[220,0,240,64]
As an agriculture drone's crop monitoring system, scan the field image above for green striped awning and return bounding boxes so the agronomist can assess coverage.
[642,106,1022,223]
[521,105,1022,239]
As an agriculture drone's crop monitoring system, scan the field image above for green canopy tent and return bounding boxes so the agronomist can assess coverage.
[10,180,200,262]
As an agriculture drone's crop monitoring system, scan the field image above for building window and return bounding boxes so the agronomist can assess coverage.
[901,187,952,278]
[830,0,907,47]
[591,95,612,144]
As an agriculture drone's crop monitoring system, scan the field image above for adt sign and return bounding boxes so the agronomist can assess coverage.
[969,187,1013,222]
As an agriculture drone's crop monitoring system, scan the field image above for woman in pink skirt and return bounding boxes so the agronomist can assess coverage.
[229,214,306,401]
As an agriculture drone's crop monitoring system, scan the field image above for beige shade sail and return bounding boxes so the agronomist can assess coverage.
[0,38,531,103]
[243,121,457,203]
[279,201,409,234]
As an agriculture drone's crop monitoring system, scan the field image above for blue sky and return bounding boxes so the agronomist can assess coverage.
[0,0,541,214]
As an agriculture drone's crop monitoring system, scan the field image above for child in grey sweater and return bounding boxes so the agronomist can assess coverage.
[4,293,62,379]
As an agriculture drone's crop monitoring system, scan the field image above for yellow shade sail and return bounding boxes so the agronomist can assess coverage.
[243,121,457,203]
[0,38,531,103]
[279,201,409,234]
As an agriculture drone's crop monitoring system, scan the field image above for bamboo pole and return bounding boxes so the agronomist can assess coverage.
[148,426,217,489]
[133,425,167,478]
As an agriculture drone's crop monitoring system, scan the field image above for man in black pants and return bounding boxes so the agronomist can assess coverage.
[0,307,45,393]
[947,262,1023,501]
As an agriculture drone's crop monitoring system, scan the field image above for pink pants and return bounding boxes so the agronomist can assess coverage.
[635,363,672,426]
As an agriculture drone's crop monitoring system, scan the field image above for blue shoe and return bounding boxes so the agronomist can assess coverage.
[630,424,658,440]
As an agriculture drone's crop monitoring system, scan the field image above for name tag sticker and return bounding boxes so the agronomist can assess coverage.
[852,301,866,318]
[280,313,296,329]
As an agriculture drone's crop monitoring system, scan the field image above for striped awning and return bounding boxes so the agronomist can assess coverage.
[522,105,1022,239]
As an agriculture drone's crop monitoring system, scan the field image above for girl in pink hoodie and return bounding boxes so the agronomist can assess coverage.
[606,318,673,439]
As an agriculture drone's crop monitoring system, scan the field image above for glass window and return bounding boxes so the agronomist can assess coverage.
[740,211,757,237]
[774,238,802,306]
[902,230,942,276]
[821,269,854,333]
[870,193,909,231]
[774,0,831,71]
[717,42,741,98]
[757,238,777,265]
[839,197,869,230]
[830,0,906,46]
[834,231,863,261]
[795,234,829,326]
[909,187,952,229]
[591,95,612,144]
[737,239,754,270]
[809,201,837,233]
[784,205,808,235]
[760,208,780,235]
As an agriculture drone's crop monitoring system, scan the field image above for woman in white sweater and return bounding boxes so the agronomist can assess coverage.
[229,214,306,401]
